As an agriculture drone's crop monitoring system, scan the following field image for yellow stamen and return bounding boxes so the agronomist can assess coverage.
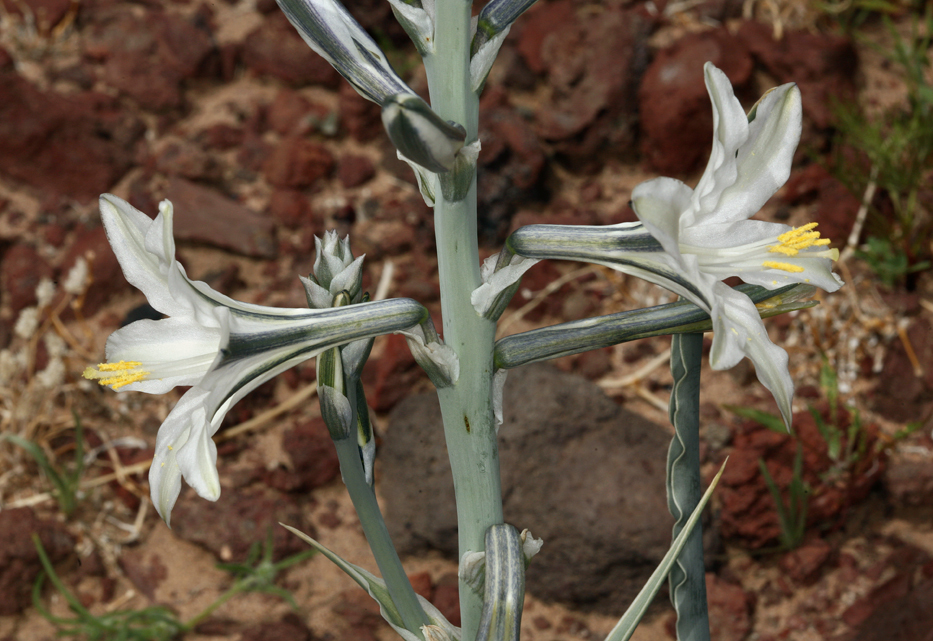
[763,261,805,273]
[768,222,833,257]
[83,361,150,390]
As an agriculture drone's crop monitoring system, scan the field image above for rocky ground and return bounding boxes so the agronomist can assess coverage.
[1,0,932,640]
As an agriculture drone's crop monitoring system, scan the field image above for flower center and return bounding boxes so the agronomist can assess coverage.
[763,222,834,273]
[83,361,150,390]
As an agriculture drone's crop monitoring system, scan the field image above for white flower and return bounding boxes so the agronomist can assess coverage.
[507,63,843,427]
[85,195,426,524]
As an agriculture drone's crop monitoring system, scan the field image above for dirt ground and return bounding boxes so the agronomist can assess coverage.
[1,0,932,640]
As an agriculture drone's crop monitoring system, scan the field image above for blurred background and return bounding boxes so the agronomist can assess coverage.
[0,0,931,639]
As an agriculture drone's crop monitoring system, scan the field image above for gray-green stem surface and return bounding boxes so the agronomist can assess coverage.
[423,0,504,636]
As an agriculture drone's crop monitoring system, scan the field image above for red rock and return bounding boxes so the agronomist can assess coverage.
[171,488,313,562]
[267,88,316,136]
[198,123,244,150]
[719,403,884,547]
[872,317,933,424]
[339,83,383,142]
[242,13,340,87]
[0,0,72,33]
[783,163,832,204]
[240,614,313,641]
[0,70,143,200]
[430,574,461,627]
[779,538,833,584]
[0,508,74,615]
[152,139,221,181]
[83,7,214,109]
[639,28,754,174]
[0,46,12,69]
[337,154,376,188]
[0,244,54,314]
[514,0,576,74]
[478,101,547,242]
[163,177,277,258]
[59,224,125,317]
[117,550,167,601]
[264,137,335,188]
[737,20,858,129]
[813,175,861,249]
[263,418,340,492]
[532,5,650,171]
[362,333,423,412]
[407,571,434,601]
[268,188,314,228]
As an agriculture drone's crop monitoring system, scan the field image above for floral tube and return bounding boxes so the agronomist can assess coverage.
[506,63,843,428]
[85,195,427,524]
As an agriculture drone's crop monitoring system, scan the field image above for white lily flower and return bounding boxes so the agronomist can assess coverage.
[85,195,426,524]
[506,63,843,427]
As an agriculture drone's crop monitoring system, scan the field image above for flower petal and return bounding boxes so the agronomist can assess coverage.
[708,284,793,428]
[174,407,221,502]
[104,317,221,393]
[630,177,694,259]
[689,63,749,225]
[149,387,211,525]
[702,82,802,226]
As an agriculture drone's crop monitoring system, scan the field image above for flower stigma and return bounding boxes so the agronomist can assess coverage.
[83,361,150,390]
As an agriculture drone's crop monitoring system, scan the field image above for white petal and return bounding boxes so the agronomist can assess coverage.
[470,254,539,317]
[104,318,221,393]
[690,63,748,225]
[149,387,211,524]
[703,83,802,226]
[99,195,187,317]
[631,177,693,259]
[708,284,793,428]
[175,408,221,502]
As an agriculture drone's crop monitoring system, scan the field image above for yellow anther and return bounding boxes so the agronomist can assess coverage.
[762,261,805,273]
[770,222,833,257]
[83,361,150,390]
[97,360,143,372]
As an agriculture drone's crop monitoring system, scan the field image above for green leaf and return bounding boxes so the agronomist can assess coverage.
[724,405,787,434]
[603,460,727,641]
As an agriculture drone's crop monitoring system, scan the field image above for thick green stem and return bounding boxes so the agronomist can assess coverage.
[334,436,430,636]
[667,333,711,641]
[423,1,503,637]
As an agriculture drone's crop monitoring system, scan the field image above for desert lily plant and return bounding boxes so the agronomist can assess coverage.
[83,1,843,640]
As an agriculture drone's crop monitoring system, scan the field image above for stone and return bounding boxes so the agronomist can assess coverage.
[163,177,276,258]
[531,5,651,171]
[514,0,576,74]
[705,573,754,641]
[151,139,222,182]
[477,92,548,243]
[337,154,376,188]
[117,549,167,601]
[639,28,754,174]
[267,88,325,137]
[263,419,340,493]
[268,189,314,228]
[240,614,314,641]
[83,7,214,109]
[263,137,335,189]
[59,224,124,317]
[242,13,340,87]
[718,403,884,548]
[0,508,74,615]
[871,318,933,425]
[171,487,313,562]
[362,333,423,412]
[339,83,383,142]
[736,20,858,129]
[380,364,673,613]
[0,243,54,315]
[779,538,833,584]
[0,0,72,33]
[0,70,143,201]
